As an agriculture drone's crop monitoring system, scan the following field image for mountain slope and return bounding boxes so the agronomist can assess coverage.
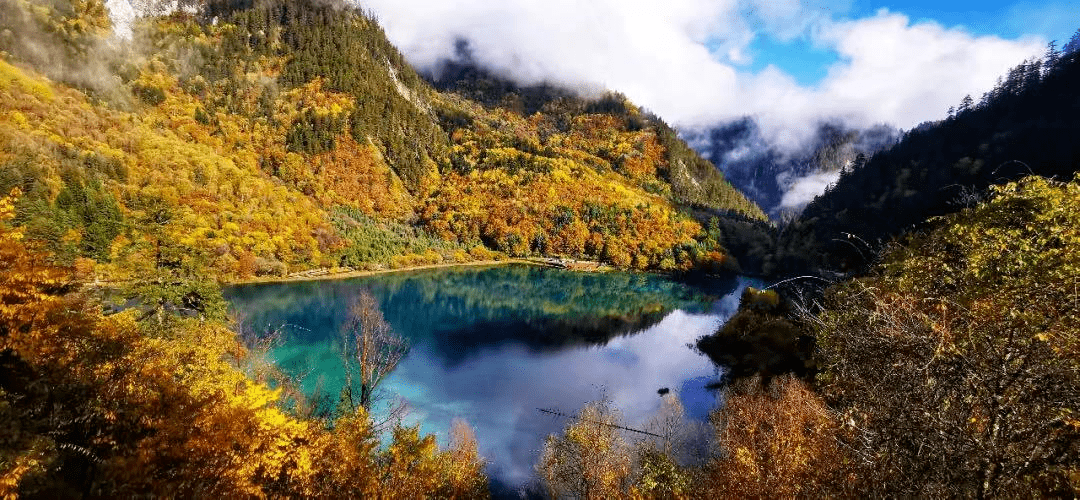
[425,56,767,218]
[777,43,1080,275]
[0,0,768,280]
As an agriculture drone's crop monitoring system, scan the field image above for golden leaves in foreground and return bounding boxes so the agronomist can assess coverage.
[0,191,487,498]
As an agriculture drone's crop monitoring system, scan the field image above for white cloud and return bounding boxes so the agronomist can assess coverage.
[360,1,1045,151]
[812,11,1045,128]
[778,169,841,210]
[365,0,747,121]
[105,0,137,39]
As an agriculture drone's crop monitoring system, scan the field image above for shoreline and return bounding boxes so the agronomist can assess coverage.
[225,258,539,286]
[224,257,614,286]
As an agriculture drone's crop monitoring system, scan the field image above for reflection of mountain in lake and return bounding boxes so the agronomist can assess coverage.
[430,313,668,365]
[224,265,750,491]
[226,264,738,366]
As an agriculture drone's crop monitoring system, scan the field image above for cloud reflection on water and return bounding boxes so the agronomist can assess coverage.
[384,285,747,487]
[225,267,751,490]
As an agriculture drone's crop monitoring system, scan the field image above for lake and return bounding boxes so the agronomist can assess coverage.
[224,264,750,493]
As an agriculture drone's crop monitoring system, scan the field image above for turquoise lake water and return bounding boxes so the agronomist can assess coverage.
[224,264,750,491]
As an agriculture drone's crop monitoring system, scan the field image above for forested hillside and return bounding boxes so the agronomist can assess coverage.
[426,53,765,215]
[0,0,766,285]
[776,39,1080,275]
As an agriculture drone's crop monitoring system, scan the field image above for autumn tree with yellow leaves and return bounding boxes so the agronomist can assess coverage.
[538,399,634,499]
[699,375,848,499]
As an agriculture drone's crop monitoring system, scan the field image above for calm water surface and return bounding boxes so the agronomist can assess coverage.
[224,264,750,491]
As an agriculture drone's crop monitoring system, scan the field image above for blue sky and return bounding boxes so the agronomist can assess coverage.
[744,0,1079,86]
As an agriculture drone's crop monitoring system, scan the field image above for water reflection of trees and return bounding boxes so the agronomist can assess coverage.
[425,309,673,365]
[225,265,738,366]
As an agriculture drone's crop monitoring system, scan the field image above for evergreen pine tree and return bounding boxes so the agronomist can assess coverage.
[1064,29,1080,54]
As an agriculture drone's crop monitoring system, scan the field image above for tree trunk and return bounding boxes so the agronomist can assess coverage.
[360,383,371,409]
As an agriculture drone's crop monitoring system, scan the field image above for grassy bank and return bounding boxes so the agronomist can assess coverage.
[224,257,620,286]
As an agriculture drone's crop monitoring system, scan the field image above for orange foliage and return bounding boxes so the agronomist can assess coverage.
[421,166,704,269]
[426,95,736,270]
[309,136,414,220]
[701,375,849,499]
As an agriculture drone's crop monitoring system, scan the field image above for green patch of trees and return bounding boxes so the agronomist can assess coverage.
[330,206,463,268]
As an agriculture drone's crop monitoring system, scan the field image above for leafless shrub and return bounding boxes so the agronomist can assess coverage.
[338,289,409,413]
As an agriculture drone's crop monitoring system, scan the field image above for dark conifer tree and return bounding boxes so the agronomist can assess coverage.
[1064,28,1080,54]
